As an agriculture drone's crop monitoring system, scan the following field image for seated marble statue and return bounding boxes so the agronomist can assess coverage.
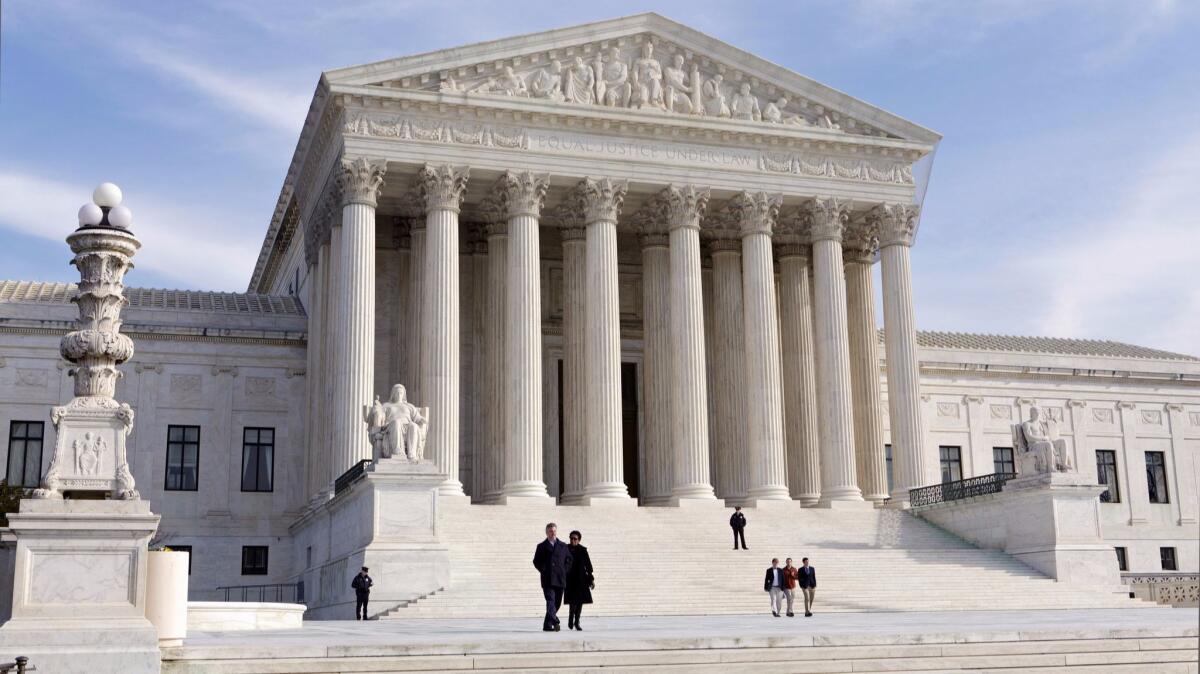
[1011,406,1073,474]
[363,384,429,462]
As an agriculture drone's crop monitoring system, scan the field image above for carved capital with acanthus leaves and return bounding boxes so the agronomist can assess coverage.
[660,185,710,232]
[574,177,628,224]
[419,164,470,212]
[728,191,782,238]
[841,217,879,264]
[338,156,388,208]
[497,171,550,218]
[869,203,921,248]
[800,197,852,243]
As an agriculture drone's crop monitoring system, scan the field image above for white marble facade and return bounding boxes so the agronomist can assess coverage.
[0,14,1197,601]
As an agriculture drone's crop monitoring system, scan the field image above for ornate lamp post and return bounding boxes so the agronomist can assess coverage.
[34,183,142,499]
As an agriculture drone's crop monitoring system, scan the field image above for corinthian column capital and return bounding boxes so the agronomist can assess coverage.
[729,191,782,237]
[419,163,470,212]
[801,197,852,242]
[842,218,879,264]
[574,177,628,224]
[869,203,921,248]
[338,156,387,207]
[660,185,710,231]
[498,171,550,218]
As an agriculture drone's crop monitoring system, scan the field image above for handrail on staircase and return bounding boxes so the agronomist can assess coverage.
[215,582,304,603]
[0,657,33,673]
[908,472,1015,508]
[335,459,372,495]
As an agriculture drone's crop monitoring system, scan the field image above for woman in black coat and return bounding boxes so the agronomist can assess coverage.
[564,530,594,630]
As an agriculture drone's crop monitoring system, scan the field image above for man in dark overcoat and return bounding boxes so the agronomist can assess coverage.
[532,522,573,631]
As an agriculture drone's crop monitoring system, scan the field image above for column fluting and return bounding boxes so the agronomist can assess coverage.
[665,186,716,502]
[804,198,863,504]
[303,242,327,501]
[560,226,589,503]
[732,192,790,501]
[778,246,822,505]
[844,227,889,503]
[639,231,672,505]
[325,223,342,488]
[469,235,489,500]
[872,203,933,503]
[406,222,425,404]
[501,172,552,499]
[418,164,468,496]
[578,178,631,501]
[709,240,750,502]
[481,220,508,502]
[333,157,387,475]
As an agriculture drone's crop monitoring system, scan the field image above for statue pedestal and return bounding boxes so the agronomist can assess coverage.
[913,472,1122,590]
[0,499,161,673]
[289,459,449,620]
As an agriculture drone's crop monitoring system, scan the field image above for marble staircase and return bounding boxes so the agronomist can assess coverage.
[378,500,1144,619]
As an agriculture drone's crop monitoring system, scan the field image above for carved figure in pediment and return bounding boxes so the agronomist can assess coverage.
[731,83,761,121]
[529,60,564,101]
[564,57,596,104]
[495,66,528,96]
[630,42,665,109]
[702,74,730,117]
[439,76,462,93]
[664,54,692,113]
[764,97,809,126]
[597,47,631,107]
[471,77,498,94]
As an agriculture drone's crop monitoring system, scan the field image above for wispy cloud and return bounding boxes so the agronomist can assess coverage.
[0,170,257,290]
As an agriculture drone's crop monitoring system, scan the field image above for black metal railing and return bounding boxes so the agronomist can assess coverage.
[909,472,1015,508]
[0,656,33,673]
[334,459,372,495]
[216,582,304,603]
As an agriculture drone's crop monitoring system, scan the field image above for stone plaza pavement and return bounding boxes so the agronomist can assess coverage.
[163,608,1200,673]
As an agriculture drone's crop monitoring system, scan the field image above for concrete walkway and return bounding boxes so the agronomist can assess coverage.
[168,608,1199,660]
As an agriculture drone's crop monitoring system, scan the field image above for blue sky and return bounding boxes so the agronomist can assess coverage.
[1,1,1197,354]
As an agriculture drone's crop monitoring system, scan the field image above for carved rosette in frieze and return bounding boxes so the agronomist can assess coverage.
[419,164,470,212]
[799,197,852,243]
[728,191,782,238]
[338,156,388,208]
[869,203,921,248]
[841,217,879,264]
[574,177,628,224]
[660,185,710,232]
[498,171,550,218]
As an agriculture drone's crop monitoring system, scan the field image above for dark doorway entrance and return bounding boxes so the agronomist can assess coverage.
[621,362,639,499]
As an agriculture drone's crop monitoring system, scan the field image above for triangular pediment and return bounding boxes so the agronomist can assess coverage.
[324,13,939,144]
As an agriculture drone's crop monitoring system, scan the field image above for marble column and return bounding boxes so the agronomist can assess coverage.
[709,238,750,502]
[871,203,933,503]
[418,164,468,496]
[843,224,888,503]
[638,229,672,505]
[732,192,790,501]
[664,186,716,502]
[480,217,508,502]
[303,241,327,501]
[393,221,413,396]
[578,178,631,501]
[330,157,386,476]
[777,244,821,505]
[469,234,489,499]
[560,225,589,504]
[406,221,425,404]
[501,171,552,500]
[325,220,342,488]
[804,198,863,505]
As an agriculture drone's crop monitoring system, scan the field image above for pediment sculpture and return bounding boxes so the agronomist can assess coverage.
[409,36,867,135]
[363,384,429,462]
[1011,406,1074,475]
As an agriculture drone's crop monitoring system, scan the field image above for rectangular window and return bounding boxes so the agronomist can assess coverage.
[6,421,44,488]
[884,444,894,493]
[939,446,962,483]
[164,425,200,491]
[172,545,193,575]
[1115,547,1127,572]
[1096,450,1120,503]
[992,447,1015,475]
[241,545,269,575]
[240,427,274,492]
[1160,547,1177,571]
[1145,451,1169,504]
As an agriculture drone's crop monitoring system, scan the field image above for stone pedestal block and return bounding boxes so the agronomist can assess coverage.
[289,459,450,620]
[0,499,161,673]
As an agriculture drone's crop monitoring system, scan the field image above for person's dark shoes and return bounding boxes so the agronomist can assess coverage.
[543,626,554,632]
[787,612,794,617]
[567,616,574,629]
[553,623,561,631]
[574,622,582,631]
[805,612,813,617]
[772,611,779,617]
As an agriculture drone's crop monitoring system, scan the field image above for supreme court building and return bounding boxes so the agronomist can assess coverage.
[1,14,1196,606]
